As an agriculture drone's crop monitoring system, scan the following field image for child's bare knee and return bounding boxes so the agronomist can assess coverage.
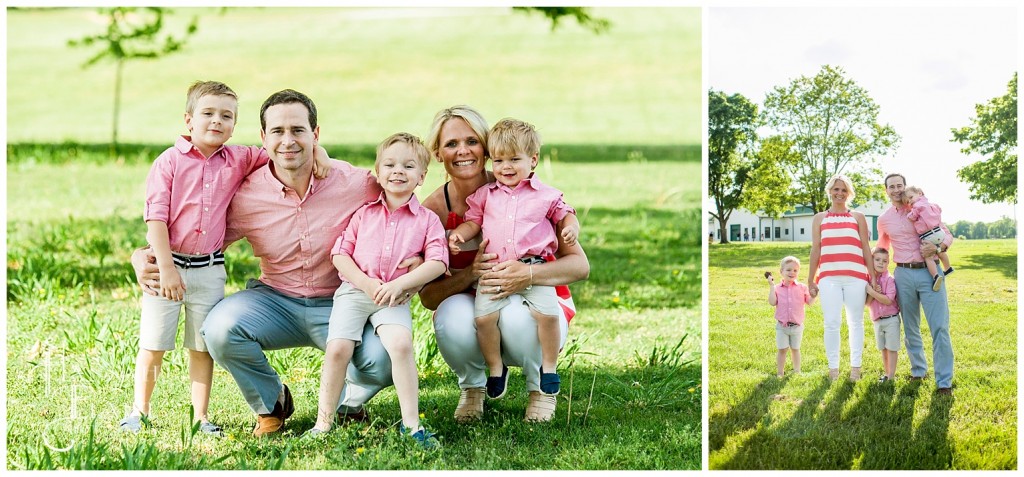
[475,313,499,327]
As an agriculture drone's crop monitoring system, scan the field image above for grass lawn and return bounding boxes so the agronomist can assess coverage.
[6,146,702,470]
[708,241,1017,470]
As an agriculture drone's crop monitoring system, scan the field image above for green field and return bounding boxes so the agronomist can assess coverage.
[708,241,1017,470]
[6,7,701,146]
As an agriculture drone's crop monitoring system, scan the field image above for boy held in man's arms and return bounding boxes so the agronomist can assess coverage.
[903,185,953,291]
[306,133,447,449]
[766,256,815,377]
[448,118,580,400]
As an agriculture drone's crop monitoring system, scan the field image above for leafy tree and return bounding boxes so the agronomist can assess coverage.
[951,73,1018,204]
[988,216,1016,239]
[761,65,900,213]
[951,220,972,239]
[971,221,989,240]
[69,7,198,155]
[708,90,759,244]
[741,135,802,219]
[513,7,611,33]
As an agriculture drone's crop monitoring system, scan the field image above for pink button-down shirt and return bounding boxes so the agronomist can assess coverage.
[773,280,812,325]
[332,193,448,284]
[224,160,380,298]
[464,174,575,263]
[877,203,954,264]
[868,270,900,321]
[144,136,267,255]
[907,196,943,235]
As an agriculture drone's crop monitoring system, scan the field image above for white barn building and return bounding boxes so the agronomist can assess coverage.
[710,201,889,243]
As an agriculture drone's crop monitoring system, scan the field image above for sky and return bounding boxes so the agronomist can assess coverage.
[707,6,1018,223]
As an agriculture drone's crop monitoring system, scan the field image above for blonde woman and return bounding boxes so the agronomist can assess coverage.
[806,174,875,381]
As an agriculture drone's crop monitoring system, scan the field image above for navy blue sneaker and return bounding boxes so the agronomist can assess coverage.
[539,366,560,396]
[944,267,954,276]
[486,365,509,399]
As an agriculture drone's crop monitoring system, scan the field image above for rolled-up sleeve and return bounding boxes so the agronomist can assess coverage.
[143,152,174,223]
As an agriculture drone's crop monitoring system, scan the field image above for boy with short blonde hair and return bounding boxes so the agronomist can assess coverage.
[307,132,448,449]
[767,256,815,377]
[866,247,901,383]
[449,118,580,399]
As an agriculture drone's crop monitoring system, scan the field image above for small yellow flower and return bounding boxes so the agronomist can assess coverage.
[356,447,366,454]
[688,387,695,393]
[419,413,425,419]
[673,270,680,275]
[58,294,65,301]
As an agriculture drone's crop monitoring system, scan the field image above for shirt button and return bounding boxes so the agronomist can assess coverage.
[390,222,396,226]
[204,207,209,212]
[385,246,391,250]
[298,207,302,212]
[201,230,206,235]
[508,215,513,219]
[205,183,210,188]
[507,239,512,243]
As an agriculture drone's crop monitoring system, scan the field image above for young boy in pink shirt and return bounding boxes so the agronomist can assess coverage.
[449,118,580,399]
[766,256,815,377]
[904,185,953,291]
[123,81,329,435]
[865,247,901,383]
[307,133,447,449]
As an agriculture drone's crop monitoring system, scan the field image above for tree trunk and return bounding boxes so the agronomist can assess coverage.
[718,221,730,244]
[111,59,123,157]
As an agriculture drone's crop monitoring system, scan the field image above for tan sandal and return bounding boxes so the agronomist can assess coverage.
[828,368,840,381]
[849,367,861,382]
[454,387,485,423]
[524,391,557,423]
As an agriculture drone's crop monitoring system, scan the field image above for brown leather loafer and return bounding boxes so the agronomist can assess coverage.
[253,384,294,437]
[454,387,485,423]
[337,407,369,425]
[936,387,953,396]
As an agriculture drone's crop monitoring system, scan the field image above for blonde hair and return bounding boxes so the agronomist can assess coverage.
[376,132,430,170]
[824,174,856,204]
[186,80,237,115]
[426,105,490,160]
[871,246,889,257]
[488,118,541,158]
[902,185,925,206]
[780,256,800,270]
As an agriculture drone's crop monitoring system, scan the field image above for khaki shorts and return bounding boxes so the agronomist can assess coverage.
[328,282,412,343]
[475,284,559,318]
[775,322,804,350]
[139,264,226,352]
[873,315,902,351]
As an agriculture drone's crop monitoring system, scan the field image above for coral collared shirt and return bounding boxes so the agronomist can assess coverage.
[773,280,812,326]
[332,193,449,284]
[224,159,380,298]
[144,135,267,254]
[907,196,943,235]
[464,174,575,263]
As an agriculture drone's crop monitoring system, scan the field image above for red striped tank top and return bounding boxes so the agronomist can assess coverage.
[817,212,870,283]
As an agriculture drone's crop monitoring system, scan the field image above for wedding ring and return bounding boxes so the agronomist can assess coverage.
[497,286,502,292]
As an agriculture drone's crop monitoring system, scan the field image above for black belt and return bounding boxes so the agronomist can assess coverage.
[779,321,801,327]
[877,314,899,320]
[896,262,927,269]
[172,251,225,269]
[919,226,943,239]
[519,256,547,265]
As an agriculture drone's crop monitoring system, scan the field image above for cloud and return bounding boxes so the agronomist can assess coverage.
[803,39,851,64]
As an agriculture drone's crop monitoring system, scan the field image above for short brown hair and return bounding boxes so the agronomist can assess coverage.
[884,173,906,188]
[186,80,237,115]
[260,89,317,132]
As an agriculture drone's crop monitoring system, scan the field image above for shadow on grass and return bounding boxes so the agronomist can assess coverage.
[712,376,955,470]
[957,252,1017,280]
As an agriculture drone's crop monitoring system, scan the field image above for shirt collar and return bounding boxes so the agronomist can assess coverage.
[779,279,802,287]
[369,192,423,215]
[485,172,542,192]
[175,135,224,157]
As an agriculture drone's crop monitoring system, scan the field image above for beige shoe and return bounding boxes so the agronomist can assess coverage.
[454,387,485,423]
[828,368,840,381]
[850,367,861,382]
[524,391,557,423]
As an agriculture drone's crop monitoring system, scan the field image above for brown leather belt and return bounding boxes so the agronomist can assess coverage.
[896,262,927,269]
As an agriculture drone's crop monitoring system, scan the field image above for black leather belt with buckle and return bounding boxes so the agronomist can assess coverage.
[172,251,225,269]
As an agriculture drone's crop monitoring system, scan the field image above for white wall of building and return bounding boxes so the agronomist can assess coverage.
[709,201,888,243]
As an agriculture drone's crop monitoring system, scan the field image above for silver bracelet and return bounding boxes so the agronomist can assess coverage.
[526,264,533,290]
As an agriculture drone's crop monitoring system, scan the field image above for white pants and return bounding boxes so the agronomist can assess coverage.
[818,275,867,369]
[434,293,568,392]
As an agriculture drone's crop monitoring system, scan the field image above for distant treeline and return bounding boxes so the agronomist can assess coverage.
[950,217,1017,240]
[6,143,699,166]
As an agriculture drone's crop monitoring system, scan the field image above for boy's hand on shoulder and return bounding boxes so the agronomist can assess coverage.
[561,223,580,247]
[312,145,331,180]
[159,267,186,302]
